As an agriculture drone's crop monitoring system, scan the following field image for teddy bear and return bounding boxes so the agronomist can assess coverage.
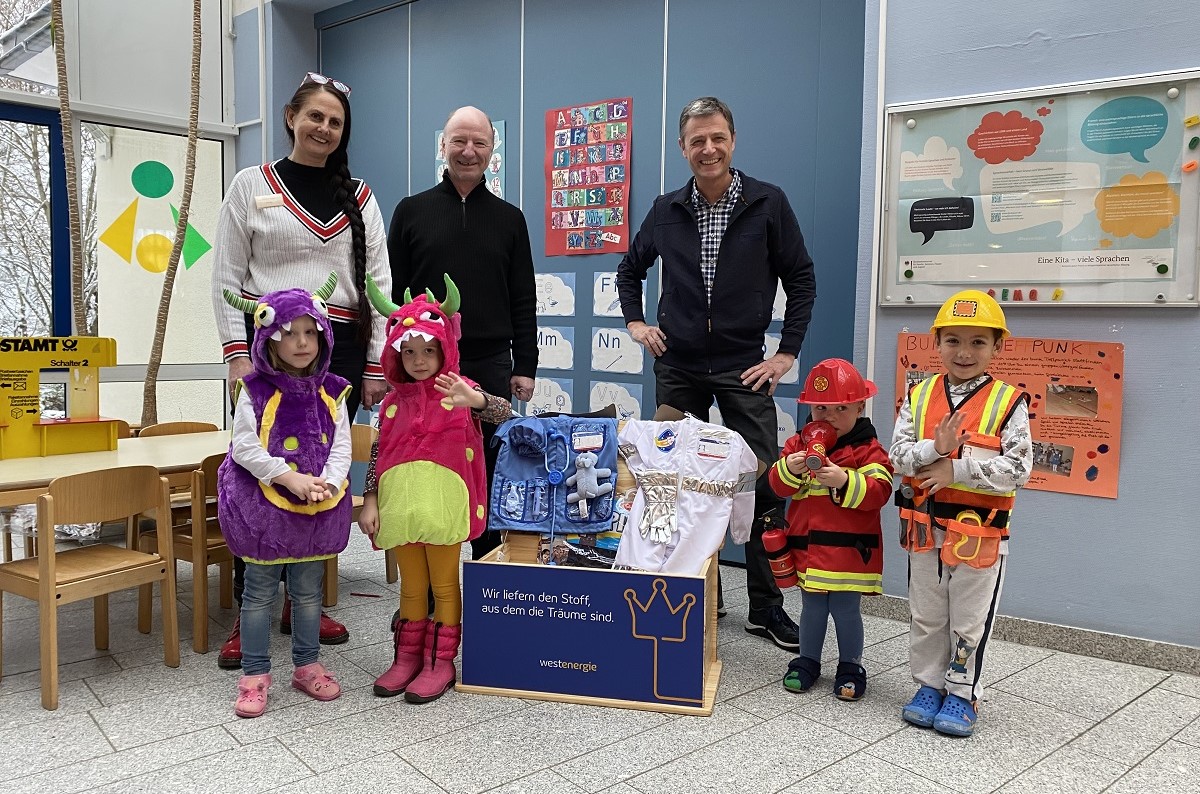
[566,451,613,519]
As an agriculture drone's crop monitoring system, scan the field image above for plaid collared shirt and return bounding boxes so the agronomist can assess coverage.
[690,169,742,304]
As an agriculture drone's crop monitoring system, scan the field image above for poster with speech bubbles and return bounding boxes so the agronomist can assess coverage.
[881,77,1200,306]
[545,98,631,256]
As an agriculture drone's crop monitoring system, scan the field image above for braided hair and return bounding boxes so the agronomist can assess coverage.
[283,82,371,347]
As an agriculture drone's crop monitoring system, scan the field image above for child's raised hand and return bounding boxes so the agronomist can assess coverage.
[916,457,955,493]
[434,372,485,410]
[933,412,969,457]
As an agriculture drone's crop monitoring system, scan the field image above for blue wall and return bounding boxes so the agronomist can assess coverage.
[858,1,1200,646]
[308,0,865,417]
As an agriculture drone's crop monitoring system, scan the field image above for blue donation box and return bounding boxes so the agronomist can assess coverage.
[459,556,719,715]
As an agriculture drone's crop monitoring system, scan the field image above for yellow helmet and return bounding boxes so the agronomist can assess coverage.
[931,289,1009,339]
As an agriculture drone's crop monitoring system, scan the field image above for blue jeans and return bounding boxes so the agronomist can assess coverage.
[240,559,324,676]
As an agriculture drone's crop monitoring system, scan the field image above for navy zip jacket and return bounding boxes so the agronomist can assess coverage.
[615,170,817,374]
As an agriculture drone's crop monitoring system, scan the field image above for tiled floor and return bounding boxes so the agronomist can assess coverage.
[2,530,1199,794]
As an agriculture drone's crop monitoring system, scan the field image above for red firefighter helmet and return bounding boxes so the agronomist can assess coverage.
[798,358,878,405]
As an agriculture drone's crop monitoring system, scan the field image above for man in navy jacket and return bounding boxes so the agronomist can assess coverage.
[616,96,816,652]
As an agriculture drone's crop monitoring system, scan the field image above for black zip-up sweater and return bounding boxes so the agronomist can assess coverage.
[387,175,538,376]
[615,170,816,373]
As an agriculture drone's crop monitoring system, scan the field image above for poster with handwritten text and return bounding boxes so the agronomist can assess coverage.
[895,334,1124,498]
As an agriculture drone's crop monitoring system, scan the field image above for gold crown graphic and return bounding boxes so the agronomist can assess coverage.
[624,578,696,642]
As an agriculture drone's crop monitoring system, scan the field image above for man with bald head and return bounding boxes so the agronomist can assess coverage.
[388,105,538,559]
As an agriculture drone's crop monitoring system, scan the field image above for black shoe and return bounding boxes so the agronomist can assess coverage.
[745,605,799,651]
[716,590,727,619]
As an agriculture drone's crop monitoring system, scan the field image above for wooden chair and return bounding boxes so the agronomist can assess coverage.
[111,418,132,439]
[0,465,180,710]
[132,421,221,537]
[137,453,233,654]
[137,421,219,438]
[347,423,395,583]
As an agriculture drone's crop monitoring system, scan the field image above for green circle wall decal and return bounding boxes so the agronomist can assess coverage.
[131,161,174,198]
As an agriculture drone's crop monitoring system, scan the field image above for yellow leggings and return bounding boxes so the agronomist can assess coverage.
[396,543,462,626]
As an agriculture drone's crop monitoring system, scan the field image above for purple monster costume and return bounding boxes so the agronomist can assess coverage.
[217,273,352,563]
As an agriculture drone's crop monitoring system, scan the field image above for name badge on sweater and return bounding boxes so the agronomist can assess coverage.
[697,436,731,460]
[255,194,284,209]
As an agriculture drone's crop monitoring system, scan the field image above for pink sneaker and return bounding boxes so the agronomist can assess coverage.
[291,662,341,702]
[235,673,271,718]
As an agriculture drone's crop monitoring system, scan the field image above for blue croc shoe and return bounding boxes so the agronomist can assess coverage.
[902,685,944,728]
[933,693,978,736]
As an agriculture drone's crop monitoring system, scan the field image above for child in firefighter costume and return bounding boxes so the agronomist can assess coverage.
[890,290,1032,736]
[357,274,512,703]
[218,274,353,718]
[767,359,893,702]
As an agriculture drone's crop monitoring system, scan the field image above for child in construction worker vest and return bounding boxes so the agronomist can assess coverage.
[767,359,893,702]
[890,290,1032,737]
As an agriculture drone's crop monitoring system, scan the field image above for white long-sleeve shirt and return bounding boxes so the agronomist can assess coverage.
[230,389,352,493]
[211,163,392,375]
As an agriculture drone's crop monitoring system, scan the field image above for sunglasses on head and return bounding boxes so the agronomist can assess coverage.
[302,72,351,96]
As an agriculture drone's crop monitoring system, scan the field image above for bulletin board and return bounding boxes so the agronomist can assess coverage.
[880,72,1200,307]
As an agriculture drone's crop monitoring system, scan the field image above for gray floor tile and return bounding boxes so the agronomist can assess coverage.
[595,786,641,794]
[398,700,669,794]
[1175,714,1200,748]
[1069,686,1200,766]
[0,712,111,783]
[225,684,386,745]
[0,726,238,794]
[0,654,120,698]
[866,689,1092,794]
[85,649,230,707]
[481,769,586,794]
[0,679,101,732]
[994,745,1128,794]
[1105,740,1200,793]
[788,664,918,743]
[554,703,762,792]
[1159,672,1200,700]
[266,753,446,793]
[274,690,526,773]
[85,737,312,794]
[991,651,1166,721]
[624,713,864,794]
[712,635,794,700]
[778,752,956,793]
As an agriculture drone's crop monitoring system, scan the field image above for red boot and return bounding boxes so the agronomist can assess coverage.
[218,617,242,670]
[280,597,350,644]
[373,618,429,697]
[404,622,461,704]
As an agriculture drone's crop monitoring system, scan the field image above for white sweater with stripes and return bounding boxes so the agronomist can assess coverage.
[211,162,392,377]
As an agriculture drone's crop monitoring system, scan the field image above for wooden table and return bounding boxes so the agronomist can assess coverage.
[0,431,231,510]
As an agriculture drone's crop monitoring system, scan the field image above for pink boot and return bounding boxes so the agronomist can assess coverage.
[291,662,341,702]
[404,622,461,704]
[373,618,429,697]
[234,673,271,718]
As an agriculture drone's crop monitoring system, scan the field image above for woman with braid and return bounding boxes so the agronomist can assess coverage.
[212,72,392,668]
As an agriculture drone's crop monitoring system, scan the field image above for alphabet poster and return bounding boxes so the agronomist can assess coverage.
[895,334,1124,498]
[545,98,631,256]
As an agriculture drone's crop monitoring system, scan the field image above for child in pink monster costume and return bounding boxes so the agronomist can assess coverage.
[358,273,512,703]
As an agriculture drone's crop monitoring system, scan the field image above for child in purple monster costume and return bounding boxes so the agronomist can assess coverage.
[358,273,513,704]
[218,273,353,718]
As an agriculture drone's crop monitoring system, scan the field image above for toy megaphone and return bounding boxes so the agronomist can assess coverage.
[800,420,837,471]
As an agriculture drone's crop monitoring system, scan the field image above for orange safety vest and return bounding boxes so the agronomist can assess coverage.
[896,375,1026,568]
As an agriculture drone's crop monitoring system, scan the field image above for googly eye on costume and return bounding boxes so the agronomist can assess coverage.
[254,303,276,328]
[311,296,330,317]
[418,310,445,326]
